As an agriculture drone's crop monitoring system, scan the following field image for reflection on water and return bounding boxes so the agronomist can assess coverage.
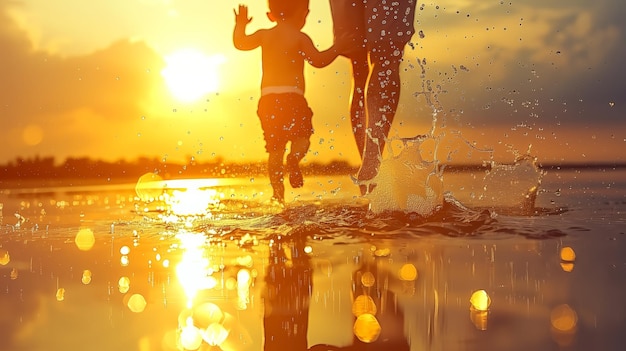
[0,171,625,350]
[263,235,311,351]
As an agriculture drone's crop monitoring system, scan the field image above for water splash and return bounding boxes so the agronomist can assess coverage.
[477,156,543,214]
[443,155,543,215]
[364,135,444,216]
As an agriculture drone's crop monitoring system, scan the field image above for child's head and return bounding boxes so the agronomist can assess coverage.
[267,0,309,22]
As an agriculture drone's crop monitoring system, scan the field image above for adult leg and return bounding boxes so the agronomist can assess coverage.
[348,52,369,159]
[357,0,416,182]
[331,0,416,191]
[329,0,368,158]
[357,45,404,182]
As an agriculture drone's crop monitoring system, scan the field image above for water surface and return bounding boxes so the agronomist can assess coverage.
[1,168,625,351]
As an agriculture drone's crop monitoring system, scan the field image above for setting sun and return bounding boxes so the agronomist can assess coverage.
[161,49,225,103]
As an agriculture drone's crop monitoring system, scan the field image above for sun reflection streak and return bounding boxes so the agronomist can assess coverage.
[135,176,227,227]
[165,187,219,217]
[236,269,251,310]
[175,231,213,307]
[171,229,260,350]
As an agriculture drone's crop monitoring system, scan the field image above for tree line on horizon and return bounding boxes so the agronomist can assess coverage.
[2,155,623,183]
[0,155,358,181]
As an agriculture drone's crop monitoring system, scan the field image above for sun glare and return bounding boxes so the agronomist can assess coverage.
[162,49,225,103]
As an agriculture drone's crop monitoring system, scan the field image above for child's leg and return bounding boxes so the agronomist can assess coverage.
[286,137,310,188]
[268,150,285,201]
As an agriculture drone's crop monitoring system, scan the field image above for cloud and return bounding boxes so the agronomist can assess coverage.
[401,1,626,128]
[0,13,163,121]
[0,4,164,161]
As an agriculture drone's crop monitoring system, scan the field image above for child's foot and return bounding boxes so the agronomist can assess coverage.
[270,195,285,206]
[271,182,285,203]
[286,157,303,188]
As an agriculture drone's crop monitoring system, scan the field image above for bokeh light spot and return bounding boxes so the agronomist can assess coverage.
[135,173,164,202]
[120,245,131,255]
[399,263,418,281]
[560,246,576,262]
[202,323,229,346]
[551,304,578,332]
[193,302,224,328]
[353,313,381,343]
[180,324,203,350]
[352,294,377,317]
[56,288,65,301]
[361,271,375,287]
[75,228,96,251]
[118,276,131,293]
[82,270,92,284]
[470,289,491,311]
[127,293,147,313]
[0,250,10,265]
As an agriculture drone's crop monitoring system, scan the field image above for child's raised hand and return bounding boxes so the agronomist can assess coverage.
[233,4,252,25]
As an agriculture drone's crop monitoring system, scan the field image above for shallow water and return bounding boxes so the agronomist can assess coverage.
[1,167,625,351]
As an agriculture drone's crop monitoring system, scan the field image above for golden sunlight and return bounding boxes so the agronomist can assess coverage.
[161,49,225,103]
[175,232,213,305]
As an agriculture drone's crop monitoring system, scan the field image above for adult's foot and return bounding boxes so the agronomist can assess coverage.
[350,174,377,196]
[358,183,377,196]
[356,156,380,183]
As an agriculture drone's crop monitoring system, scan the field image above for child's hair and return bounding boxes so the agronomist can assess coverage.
[268,0,309,20]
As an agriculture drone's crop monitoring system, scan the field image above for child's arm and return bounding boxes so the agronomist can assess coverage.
[299,34,341,68]
[233,5,262,51]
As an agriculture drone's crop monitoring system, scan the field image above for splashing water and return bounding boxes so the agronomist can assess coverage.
[362,139,542,217]
[357,53,544,217]
[472,156,542,214]
[364,135,444,216]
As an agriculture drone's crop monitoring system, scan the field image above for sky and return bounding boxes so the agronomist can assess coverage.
[1,0,625,167]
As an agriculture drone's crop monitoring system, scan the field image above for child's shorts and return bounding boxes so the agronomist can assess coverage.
[257,93,314,153]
